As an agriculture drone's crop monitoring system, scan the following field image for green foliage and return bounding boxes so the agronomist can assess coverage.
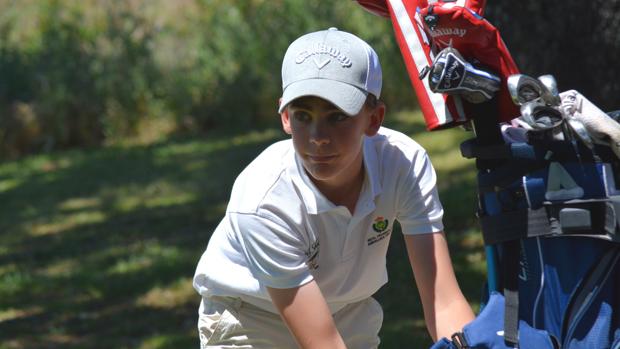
[159,0,414,130]
[0,0,412,159]
[0,0,164,158]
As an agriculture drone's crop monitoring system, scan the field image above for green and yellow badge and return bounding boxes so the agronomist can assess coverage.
[372,216,389,233]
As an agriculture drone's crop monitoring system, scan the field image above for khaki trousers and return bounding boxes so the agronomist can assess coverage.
[198,296,383,349]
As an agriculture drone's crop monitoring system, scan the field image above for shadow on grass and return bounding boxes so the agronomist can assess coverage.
[0,114,486,348]
[0,128,286,348]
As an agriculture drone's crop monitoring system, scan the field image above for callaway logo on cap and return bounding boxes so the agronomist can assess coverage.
[279,27,382,116]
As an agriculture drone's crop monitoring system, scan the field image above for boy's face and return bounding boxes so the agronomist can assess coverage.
[280,96,384,187]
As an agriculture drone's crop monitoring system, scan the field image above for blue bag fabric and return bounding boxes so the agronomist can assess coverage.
[429,338,457,349]
[430,292,558,349]
[514,238,620,348]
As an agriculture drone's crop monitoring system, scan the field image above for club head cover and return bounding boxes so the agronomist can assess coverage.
[424,46,501,103]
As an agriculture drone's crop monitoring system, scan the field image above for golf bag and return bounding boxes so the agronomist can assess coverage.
[451,105,620,348]
[355,0,620,348]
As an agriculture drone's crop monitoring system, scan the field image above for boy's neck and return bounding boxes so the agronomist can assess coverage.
[310,166,365,215]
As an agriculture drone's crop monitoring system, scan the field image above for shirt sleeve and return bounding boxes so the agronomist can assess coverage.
[396,150,445,235]
[231,212,314,289]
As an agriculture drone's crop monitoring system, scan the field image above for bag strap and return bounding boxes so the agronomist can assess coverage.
[502,240,521,346]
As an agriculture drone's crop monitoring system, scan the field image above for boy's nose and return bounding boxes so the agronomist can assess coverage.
[310,138,329,146]
[309,124,330,145]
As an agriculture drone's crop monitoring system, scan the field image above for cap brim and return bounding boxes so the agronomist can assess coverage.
[278,79,368,116]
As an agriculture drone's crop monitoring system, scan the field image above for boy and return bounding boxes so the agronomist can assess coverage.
[193,28,474,348]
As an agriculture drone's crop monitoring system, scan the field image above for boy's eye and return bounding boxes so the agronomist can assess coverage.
[293,111,311,122]
[329,113,350,122]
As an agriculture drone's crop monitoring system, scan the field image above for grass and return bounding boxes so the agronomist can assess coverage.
[0,111,485,348]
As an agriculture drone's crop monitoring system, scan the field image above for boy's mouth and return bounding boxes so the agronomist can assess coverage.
[307,154,337,162]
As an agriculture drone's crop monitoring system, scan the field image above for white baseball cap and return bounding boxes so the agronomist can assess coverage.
[279,27,382,116]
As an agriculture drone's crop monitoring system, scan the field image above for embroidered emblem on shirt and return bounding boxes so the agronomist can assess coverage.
[372,217,389,233]
[305,239,320,270]
[368,216,392,246]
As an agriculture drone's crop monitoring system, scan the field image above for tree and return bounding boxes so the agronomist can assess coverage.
[486,0,620,111]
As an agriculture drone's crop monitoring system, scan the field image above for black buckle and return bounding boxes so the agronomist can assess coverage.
[451,332,469,349]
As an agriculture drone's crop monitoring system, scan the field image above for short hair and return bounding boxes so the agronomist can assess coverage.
[365,94,379,109]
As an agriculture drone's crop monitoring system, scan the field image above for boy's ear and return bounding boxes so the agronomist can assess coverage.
[365,101,385,137]
[279,99,292,135]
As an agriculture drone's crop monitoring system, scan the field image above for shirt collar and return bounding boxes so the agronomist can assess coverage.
[289,149,333,214]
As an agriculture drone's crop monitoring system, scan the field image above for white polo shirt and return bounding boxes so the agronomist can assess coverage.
[193,126,444,314]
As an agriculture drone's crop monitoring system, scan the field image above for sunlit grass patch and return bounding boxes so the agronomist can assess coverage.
[465,251,487,270]
[109,254,155,275]
[0,153,71,196]
[29,210,107,237]
[414,127,470,152]
[152,128,282,159]
[0,271,35,298]
[0,306,44,322]
[454,229,487,275]
[58,197,101,212]
[387,109,427,130]
[39,157,74,173]
[386,109,476,173]
[41,259,81,278]
[107,242,182,276]
[430,148,474,173]
[460,228,485,249]
[109,182,198,213]
[109,116,178,148]
[136,277,196,309]
[229,128,282,146]
[0,177,21,193]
